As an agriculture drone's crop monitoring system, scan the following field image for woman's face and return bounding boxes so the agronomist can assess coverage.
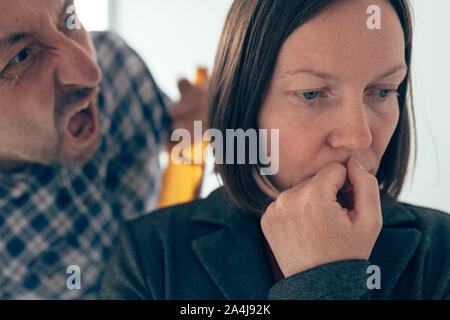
[258,0,407,193]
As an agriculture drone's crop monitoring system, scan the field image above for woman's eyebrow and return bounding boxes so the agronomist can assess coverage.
[275,68,337,81]
[368,65,408,84]
[275,64,408,82]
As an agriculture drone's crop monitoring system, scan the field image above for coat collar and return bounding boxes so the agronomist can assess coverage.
[369,203,422,298]
[190,188,273,299]
[190,188,419,227]
[190,188,422,299]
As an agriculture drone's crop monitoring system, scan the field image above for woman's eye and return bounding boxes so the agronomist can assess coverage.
[374,89,399,98]
[7,48,30,67]
[297,91,322,100]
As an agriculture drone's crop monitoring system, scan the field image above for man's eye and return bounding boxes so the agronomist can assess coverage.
[7,48,30,67]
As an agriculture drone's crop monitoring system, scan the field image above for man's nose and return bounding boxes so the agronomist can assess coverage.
[54,34,101,88]
[327,98,373,151]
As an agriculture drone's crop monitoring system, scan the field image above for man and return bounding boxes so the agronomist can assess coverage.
[0,0,207,299]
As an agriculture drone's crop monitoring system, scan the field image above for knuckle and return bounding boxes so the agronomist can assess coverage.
[336,162,347,172]
[263,201,276,218]
[260,213,270,231]
[374,213,383,231]
[322,162,346,176]
[275,192,289,211]
[265,200,276,213]
[299,187,317,213]
[302,184,318,202]
[278,187,301,210]
[329,162,346,171]
[365,212,383,234]
[332,162,347,176]
[366,173,379,186]
[261,205,276,230]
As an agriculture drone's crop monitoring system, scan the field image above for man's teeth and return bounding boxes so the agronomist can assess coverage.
[73,102,90,115]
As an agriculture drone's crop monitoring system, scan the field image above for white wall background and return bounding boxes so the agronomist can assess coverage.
[112,0,234,100]
[399,0,450,213]
[75,0,110,31]
[77,0,450,214]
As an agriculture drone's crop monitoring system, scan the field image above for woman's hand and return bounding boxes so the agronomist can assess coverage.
[260,156,382,278]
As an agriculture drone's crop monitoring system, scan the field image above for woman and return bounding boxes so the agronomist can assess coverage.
[100,0,450,299]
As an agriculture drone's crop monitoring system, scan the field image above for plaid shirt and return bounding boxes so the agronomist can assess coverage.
[0,32,172,299]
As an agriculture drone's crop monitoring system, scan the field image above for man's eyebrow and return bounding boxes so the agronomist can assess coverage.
[0,32,35,54]
[0,0,72,57]
[275,65,408,82]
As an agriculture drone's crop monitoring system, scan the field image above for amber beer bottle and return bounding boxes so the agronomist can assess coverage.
[158,67,209,208]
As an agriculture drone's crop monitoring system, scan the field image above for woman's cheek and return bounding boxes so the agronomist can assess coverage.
[383,102,400,139]
[269,128,305,191]
[373,103,400,155]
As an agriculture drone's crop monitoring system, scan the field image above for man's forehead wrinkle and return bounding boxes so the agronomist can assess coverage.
[0,2,62,64]
[0,0,62,35]
[0,5,33,37]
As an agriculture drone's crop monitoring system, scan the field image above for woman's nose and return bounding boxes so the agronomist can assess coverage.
[54,34,102,88]
[327,100,373,151]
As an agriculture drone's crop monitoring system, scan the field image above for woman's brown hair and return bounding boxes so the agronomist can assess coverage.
[209,0,416,214]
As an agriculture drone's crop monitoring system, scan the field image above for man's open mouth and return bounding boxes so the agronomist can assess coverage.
[66,101,97,144]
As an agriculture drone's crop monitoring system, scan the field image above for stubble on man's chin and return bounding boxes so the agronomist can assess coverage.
[0,117,101,171]
[57,130,102,167]
[35,131,64,167]
[66,142,101,167]
[0,143,60,172]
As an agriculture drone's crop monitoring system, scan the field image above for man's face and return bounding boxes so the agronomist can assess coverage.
[0,0,102,170]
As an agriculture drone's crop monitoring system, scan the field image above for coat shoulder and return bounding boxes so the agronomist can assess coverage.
[124,199,203,241]
[394,202,450,230]
[122,187,235,245]
[389,202,450,259]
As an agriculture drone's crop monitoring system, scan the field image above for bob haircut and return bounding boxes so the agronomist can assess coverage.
[208,0,416,214]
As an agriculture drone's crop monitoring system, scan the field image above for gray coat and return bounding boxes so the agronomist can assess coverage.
[100,187,450,299]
